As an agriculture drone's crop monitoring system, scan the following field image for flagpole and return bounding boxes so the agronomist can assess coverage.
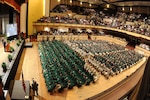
[22,71,29,99]
[22,71,26,93]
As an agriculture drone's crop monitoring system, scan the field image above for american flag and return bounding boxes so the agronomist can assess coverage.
[22,71,26,93]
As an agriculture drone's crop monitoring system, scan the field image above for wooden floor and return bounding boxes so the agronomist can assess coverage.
[1,36,148,100]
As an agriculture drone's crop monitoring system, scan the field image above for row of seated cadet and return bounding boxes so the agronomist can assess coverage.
[38,39,144,94]
[38,40,98,93]
[65,40,144,79]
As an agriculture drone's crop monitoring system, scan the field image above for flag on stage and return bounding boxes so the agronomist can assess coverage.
[22,71,26,93]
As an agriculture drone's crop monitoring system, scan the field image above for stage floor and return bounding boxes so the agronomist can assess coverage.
[0,39,18,77]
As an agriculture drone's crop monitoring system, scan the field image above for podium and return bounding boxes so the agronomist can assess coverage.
[9,80,30,100]
[5,43,10,52]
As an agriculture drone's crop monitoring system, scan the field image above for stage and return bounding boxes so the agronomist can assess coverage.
[0,38,24,90]
[0,39,18,77]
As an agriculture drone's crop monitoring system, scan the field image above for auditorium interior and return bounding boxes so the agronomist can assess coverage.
[0,0,150,100]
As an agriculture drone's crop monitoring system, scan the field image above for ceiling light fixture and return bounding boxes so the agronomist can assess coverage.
[122,7,125,11]
[89,3,91,7]
[70,0,72,3]
[130,7,132,11]
[106,4,109,8]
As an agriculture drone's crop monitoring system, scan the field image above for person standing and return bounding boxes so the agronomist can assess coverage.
[31,79,39,96]
[2,39,6,52]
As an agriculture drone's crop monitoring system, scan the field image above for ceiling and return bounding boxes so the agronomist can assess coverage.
[77,0,150,6]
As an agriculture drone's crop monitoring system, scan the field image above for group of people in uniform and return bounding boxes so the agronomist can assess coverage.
[66,40,144,79]
[38,40,95,94]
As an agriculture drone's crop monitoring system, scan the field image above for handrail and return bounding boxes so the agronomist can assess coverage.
[33,22,150,41]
